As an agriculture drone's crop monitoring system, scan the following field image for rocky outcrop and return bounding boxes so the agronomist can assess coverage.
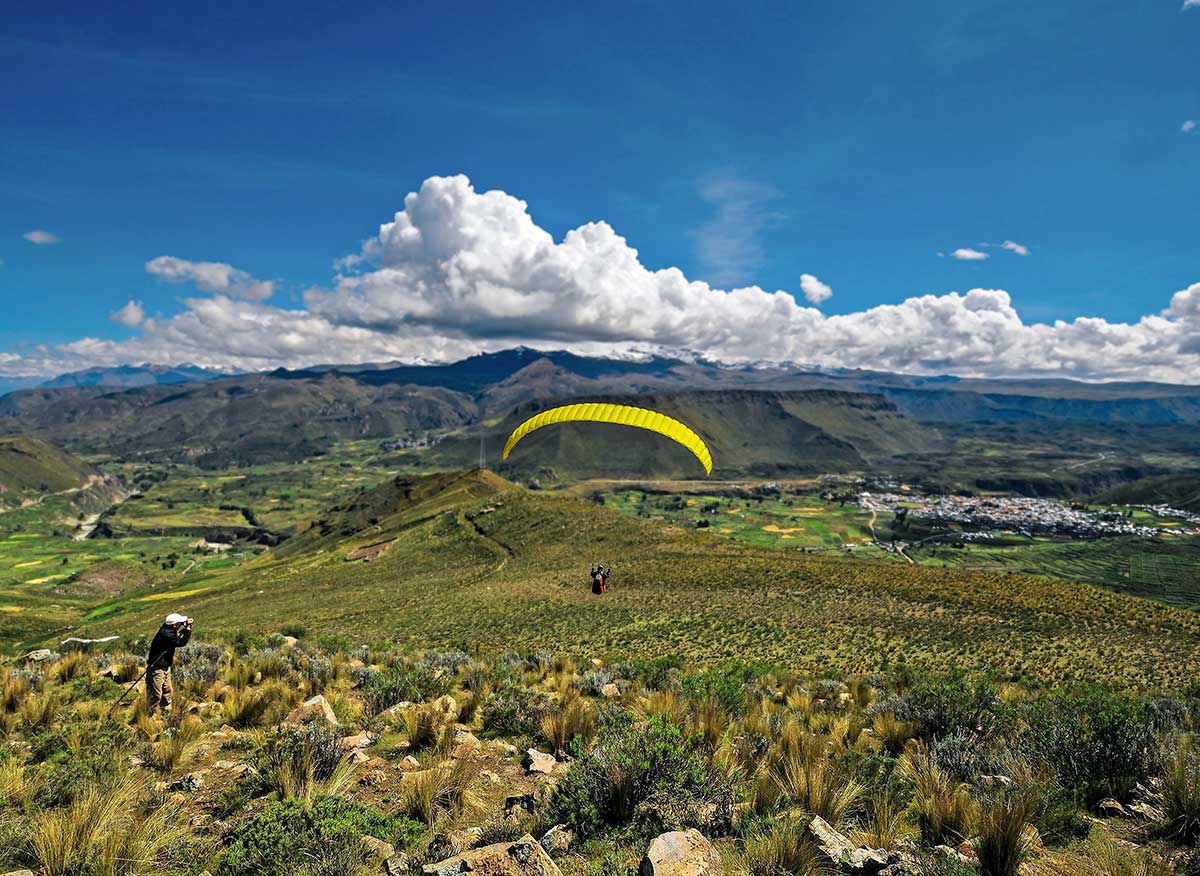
[638,829,723,876]
[422,834,562,875]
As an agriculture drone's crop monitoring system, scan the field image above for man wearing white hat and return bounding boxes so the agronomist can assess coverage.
[146,612,193,712]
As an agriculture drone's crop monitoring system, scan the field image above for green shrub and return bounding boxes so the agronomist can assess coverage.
[482,683,546,737]
[1022,687,1158,804]
[680,661,761,716]
[906,671,998,740]
[363,664,450,715]
[280,623,308,639]
[617,655,684,691]
[253,722,345,800]
[219,796,422,876]
[548,715,734,841]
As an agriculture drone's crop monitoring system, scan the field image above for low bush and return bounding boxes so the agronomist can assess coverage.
[680,661,760,716]
[363,663,450,715]
[1022,686,1158,804]
[482,682,546,737]
[254,721,347,801]
[906,671,998,740]
[548,715,734,840]
[219,795,422,876]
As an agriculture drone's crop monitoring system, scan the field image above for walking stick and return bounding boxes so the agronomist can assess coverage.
[108,654,165,717]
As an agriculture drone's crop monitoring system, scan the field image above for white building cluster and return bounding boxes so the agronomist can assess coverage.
[858,492,1174,538]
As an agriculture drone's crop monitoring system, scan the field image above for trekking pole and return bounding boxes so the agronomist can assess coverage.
[108,654,164,717]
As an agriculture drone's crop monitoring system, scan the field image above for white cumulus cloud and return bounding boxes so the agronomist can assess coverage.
[800,273,833,305]
[951,248,989,261]
[1184,120,1197,133]
[146,255,275,300]
[1000,240,1030,256]
[23,230,60,245]
[109,300,146,327]
[1184,0,1199,11]
[5,175,1200,385]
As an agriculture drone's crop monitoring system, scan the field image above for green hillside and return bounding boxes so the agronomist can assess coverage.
[1094,474,1200,513]
[0,436,96,503]
[430,390,937,481]
[73,469,1200,690]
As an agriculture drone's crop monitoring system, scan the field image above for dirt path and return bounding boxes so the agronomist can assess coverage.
[460,511,513,573]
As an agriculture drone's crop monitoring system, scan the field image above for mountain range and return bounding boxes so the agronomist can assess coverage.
[3,348,1200,487]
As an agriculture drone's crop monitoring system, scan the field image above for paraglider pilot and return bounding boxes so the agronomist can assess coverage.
[590,564,609,595]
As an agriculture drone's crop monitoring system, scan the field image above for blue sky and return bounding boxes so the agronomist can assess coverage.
[1,1,1198,382]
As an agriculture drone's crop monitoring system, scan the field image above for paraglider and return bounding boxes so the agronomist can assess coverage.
[501,402,713,475]
[590,563,609,595]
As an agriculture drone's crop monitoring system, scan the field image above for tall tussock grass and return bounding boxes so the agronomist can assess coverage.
[743,817,829,876]
[398,757,480,825]
[901,741,975,845]
[769,724,863,825]
[975,789,1038,876]
[1154,734,1200,846]
[540,690,596,756]
[29,772,191,876]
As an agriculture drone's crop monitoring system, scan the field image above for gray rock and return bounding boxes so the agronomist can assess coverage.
[422,833,562,875]
[362,835,396,861]
[639,829,723,876]
[539,824,573,856]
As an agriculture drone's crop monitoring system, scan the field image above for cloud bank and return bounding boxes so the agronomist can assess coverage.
[3,174,1200,384]
[23,230,60,245]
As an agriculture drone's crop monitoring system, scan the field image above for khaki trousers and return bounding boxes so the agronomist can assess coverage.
[147,667,172,711]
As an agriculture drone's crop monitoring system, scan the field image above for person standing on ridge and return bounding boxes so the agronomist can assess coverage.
[146,612,193,712]
[590,563,609,595]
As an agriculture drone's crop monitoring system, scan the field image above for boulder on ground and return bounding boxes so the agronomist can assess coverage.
[22,649,53,663]
[400,754,421,770]
[639,829,723,876]
[523,748,557,775]
[422,833,562,875]
[600,683,620,699]
[362,835,396,861]
[284,694,337,727]
[539,824,573,856]
[1098,798,1130,818]
[808,816,894,873]
[384,854,410,876]
[340,732,372,749]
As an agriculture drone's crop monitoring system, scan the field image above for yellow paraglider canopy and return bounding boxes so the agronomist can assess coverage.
[501,402,713,475]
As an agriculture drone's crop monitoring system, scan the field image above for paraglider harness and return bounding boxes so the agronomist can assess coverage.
[590,564,610,595]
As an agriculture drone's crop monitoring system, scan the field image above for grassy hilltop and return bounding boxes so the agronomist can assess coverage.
[73,469,1200,691]
[0,437,98,502]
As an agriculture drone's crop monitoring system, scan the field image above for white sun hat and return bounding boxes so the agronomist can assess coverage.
[164,613,188,624]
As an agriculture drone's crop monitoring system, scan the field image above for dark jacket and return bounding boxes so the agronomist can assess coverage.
[147,624,191,670]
